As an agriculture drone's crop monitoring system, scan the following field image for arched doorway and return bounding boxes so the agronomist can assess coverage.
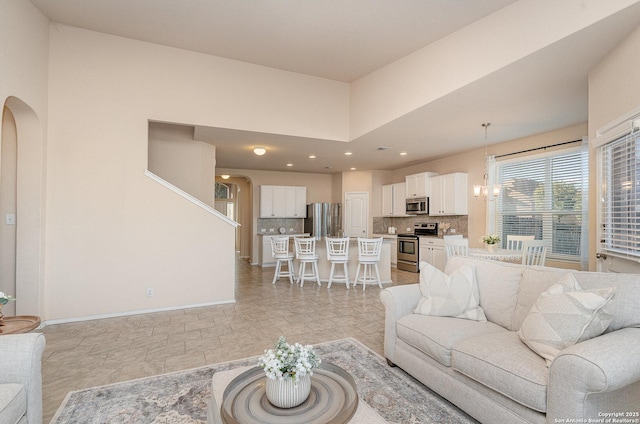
[2,97,45,317]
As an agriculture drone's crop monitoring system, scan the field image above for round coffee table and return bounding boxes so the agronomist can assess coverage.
[0,316,41,335]
[220,362,358,424]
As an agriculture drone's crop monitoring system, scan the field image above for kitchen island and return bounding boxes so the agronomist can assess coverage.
[259,235,392,286]
[299,238,392,286]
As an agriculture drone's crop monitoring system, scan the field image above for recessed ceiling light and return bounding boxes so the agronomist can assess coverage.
[221,175,230,179]
[350,167,356,170]
[253,147,266,156]
[286,163,293,167]
[400,152,408,156]
[344,152,352,156]
[309,155,316,159]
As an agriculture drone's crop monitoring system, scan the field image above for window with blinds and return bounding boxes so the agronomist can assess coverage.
[496,148,586,262]
[600,129,640,259]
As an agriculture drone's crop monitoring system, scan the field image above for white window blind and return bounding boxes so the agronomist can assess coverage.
[600,129,640,259]
[496,148,586,262]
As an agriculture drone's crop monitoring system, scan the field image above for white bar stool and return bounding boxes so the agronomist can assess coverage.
[270,236,295,285]
[354,237,383,291]
[294,237,321,287]
[326,237,350,288]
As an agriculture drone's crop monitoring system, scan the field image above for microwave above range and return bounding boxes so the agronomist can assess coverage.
[406,197,429,215]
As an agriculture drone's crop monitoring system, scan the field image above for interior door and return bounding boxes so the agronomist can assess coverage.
[344,192,369,237]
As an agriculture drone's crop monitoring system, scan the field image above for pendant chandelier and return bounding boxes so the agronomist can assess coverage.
[473,123,501,200]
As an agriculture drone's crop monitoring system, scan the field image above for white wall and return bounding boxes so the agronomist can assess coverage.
[349,0,640,139]
[0,108,18,315]
[148,122,216,207]
[0,1,49,316]
[43,25,348,321]
[588,24,640,270]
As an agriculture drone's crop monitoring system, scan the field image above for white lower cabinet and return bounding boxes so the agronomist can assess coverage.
[419,237,445,271]
[390,238,398,267]
[259,236,276,267]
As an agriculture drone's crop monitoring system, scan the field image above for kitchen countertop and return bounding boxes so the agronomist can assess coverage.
[257,233,309,237]
[373,233,398,239]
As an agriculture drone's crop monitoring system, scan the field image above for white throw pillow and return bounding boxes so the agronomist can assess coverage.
[517,273,615,366]
[414,261,487,321]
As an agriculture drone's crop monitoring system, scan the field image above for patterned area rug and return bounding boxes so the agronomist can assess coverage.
[51,338,476,424]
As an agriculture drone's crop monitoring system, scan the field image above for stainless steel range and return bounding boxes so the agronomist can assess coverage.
[397,223,438,272]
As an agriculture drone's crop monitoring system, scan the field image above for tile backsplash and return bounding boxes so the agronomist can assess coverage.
[257,218,304,234]
[373,215,468,237]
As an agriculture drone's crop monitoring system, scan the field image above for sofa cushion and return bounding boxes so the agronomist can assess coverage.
[452,331,549,413]
[397,314,506,366]
[572,271,640,332]
[445,257,523,330]
[415,261,486,321]
[512,267,570,330]
[0,383,26,424]
[518,274,615,366]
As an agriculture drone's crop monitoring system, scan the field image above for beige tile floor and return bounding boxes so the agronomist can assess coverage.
[40,255,419,422]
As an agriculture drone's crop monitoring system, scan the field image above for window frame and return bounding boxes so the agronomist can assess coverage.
[495,146,586,263]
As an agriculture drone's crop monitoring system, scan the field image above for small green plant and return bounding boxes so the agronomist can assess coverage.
[258,336,321,383]
[480,234,501,245]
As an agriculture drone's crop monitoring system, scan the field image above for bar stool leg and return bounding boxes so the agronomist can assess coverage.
[287,259,294,284]
[328,262,336,288]
[343,263,350,289]
[272,260,280,284]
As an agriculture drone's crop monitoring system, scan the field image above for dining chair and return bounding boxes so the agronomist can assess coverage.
[294,237,321,287]
[270,236,295,285]
[325,237,350,288]
[521,240,550,266]
[444,238,469,261]
[506,235,535,251]
[354,238,383,290]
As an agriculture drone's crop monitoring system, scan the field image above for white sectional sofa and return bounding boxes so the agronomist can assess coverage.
[0,333,46,424]
[380,257,640,424]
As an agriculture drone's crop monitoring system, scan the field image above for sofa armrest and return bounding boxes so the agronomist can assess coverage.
[0,333,46,424]
[547,328,640,421]
[379,284,421,362]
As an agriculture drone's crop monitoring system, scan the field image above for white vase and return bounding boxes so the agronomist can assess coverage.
[486,244,495,253]
[266,374,311,408]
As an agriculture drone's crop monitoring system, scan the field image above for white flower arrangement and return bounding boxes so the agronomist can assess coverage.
[258,336,321,383]
[480,234,501,245]
[0,292,15,305]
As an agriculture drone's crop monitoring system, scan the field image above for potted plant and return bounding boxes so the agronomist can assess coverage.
[258,336,321,408]
[480,234,501,252]
[0,292,16,325]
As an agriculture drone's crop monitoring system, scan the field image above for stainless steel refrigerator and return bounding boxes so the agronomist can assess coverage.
[304,203,342,240]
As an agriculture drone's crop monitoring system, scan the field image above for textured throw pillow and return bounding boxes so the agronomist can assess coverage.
[517,273,615,366]
[414,261,487,321]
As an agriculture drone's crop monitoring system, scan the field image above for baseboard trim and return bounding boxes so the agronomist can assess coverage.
[40,299,237,328]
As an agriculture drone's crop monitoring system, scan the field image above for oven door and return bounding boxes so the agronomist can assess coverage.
[397,238,418,263]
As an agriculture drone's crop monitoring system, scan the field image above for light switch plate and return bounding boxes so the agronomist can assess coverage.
[5,214,16,225]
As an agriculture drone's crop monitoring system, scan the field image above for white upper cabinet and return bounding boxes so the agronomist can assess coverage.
[405,172,437,198]
[260,185,307,218]
[285,186,307,218]
[381,183,407,216]
[429,173,467,216]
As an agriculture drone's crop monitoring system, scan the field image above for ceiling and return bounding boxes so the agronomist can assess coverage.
[31,0,640,174]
